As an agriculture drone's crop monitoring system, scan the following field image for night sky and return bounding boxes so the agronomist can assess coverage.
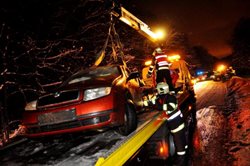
[123,0,250,58]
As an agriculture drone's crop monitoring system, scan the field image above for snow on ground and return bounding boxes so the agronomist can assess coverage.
[54,131,126,166]
[192,106,229,166]
[226,77,250,166]
[0,130,126,166]
[192,77,250,166]
[196,106,225,152]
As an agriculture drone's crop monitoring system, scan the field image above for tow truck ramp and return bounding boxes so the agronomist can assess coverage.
[95,111,167,166]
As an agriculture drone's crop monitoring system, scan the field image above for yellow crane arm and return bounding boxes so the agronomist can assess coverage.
[112,5,158,43]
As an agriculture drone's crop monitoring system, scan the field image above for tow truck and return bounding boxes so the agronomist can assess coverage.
[95,2,196,165]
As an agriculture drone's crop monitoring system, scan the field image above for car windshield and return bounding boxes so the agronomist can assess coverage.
[66,66,121,84]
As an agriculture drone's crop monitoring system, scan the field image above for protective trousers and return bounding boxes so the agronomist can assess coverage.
[163,94,187,165]
[167,111,187,155]
[156,69,175,92]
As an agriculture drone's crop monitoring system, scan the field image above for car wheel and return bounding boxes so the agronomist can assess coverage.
[117,100,137,136]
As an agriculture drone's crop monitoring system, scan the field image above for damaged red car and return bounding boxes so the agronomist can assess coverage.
[22,65,145,138]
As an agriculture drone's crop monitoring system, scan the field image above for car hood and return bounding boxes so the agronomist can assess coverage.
[59,77,117,90]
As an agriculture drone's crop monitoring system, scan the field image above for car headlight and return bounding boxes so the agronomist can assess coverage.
[83,87,111,101]
[25,100,37,111]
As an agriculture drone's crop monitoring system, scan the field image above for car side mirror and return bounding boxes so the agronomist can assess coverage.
[127,72,140,82]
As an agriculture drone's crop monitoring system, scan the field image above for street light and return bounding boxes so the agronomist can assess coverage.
[154,29,166,40]
[216,64,226,72]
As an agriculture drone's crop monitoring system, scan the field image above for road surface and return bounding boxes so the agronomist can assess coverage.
[194,80,227,109]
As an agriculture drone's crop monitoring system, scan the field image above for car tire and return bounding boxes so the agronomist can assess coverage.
[117,100,137,136]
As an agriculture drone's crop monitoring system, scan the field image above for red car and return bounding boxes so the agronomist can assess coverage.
[22,65,146,138]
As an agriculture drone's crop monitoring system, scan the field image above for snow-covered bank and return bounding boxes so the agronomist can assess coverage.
[226,77,250,166]
[192,106,229,166]
[192,77,250,166]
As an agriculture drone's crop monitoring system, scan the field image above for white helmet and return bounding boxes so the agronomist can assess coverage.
[155,47,163,53]
[152,47,163,56]
[156,82,169,95]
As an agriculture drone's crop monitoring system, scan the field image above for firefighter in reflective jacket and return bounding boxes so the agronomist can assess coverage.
[156,82,188,165]
[147,47,175,94]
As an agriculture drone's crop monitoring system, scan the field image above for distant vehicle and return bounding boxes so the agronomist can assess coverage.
[195,74,208,82]
[22,65,147,138]
[221,66,236,82]
[211,71,222,81]
[212,66,236,82]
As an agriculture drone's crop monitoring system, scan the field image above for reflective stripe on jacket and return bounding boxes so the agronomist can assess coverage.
[155,54,170,70]
[147,54,170,77]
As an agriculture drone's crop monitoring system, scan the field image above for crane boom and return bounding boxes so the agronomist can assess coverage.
[112,5,158,43]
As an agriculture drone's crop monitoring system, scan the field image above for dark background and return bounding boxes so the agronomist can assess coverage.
[122,0,250,58]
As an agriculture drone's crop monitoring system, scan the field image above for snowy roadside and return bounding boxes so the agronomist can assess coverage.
[225,77,250,166]
[192,106,229,166]
[192,77,250,166]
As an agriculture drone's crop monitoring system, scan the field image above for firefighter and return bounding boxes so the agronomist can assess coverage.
[156,82,188,166]
[147,47,175,94]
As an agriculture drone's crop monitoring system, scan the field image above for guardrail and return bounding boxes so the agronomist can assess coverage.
[95,111,167,166]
